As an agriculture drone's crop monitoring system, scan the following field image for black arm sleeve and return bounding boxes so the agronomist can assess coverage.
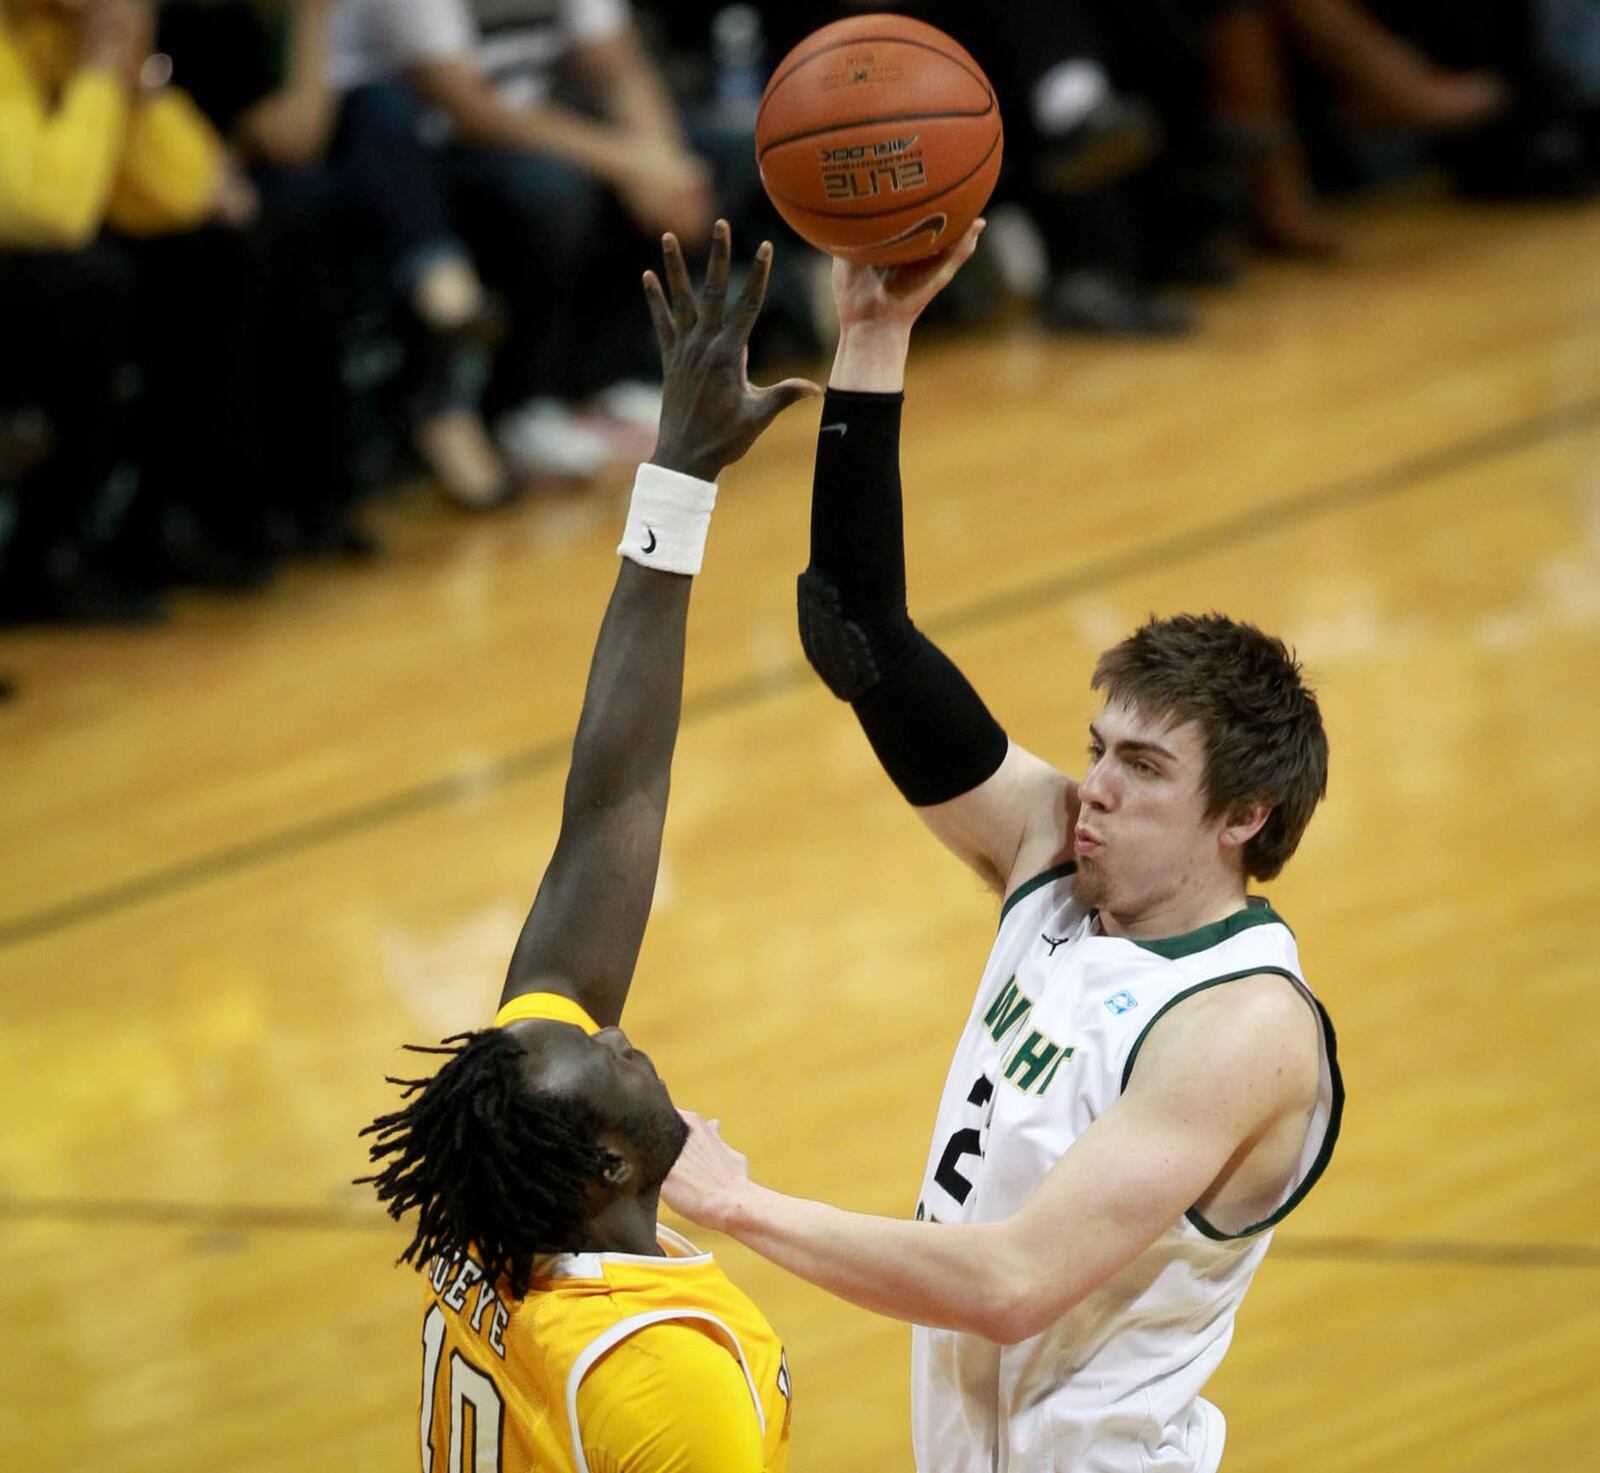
[800,388,1008,807]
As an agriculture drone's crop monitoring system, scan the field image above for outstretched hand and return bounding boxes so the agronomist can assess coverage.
[661,1109,753,1233]
[832,218,987,336]
[645,221,821,483]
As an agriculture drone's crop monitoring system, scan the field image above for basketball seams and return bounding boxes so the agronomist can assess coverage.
[756,101,995,161]
[760,33,989,111]
[760,125,1001,221]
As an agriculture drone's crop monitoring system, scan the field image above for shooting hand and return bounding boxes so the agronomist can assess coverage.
[832,217,987,335]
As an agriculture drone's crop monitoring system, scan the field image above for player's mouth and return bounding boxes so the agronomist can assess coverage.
[1074,827,1103,858]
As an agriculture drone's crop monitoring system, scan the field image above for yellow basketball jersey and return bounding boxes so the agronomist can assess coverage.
[418,1229,791,1472]
[413,992,790,1471]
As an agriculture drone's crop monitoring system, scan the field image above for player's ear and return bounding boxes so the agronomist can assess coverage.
[1220,799,1272,854]
[597,1147,635,1191]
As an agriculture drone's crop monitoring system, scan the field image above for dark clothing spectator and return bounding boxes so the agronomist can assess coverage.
[330,0,726,479]
[157,0,368,550]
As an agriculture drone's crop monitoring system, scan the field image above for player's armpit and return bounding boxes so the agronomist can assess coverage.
[578,1321,767,1473]
[916,742,1078,896]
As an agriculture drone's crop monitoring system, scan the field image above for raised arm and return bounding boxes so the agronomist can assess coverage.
[799,224,1076,898]
[500,225,818,1025]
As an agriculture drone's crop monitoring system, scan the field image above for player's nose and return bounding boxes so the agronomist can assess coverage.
[1078,761,1114,810]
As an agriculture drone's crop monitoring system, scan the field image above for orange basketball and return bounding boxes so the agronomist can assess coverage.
[756,14,1003,267]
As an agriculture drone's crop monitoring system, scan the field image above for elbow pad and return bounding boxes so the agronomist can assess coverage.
[797,568,1008,806]
[797,567,915,701]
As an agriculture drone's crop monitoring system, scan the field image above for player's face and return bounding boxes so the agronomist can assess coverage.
[1072,699,1234,920]
[505,1019,688,1192]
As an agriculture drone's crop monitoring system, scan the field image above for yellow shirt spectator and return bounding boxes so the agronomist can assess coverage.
[0,5,222,248]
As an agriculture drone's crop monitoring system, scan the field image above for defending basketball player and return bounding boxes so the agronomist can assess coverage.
[359,223,815,1473]
[662,221,1345,1473]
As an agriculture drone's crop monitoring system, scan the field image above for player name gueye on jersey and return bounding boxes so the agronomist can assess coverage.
[428,1250,509,1359]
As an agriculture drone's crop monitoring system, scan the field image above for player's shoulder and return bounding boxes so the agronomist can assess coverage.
[1131,971,1321,1111]
[578,1320,763,1465]
[1155,969,1316,1038]
[593,1317,745,1380]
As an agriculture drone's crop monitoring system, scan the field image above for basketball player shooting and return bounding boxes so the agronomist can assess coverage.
[663,222,1345,1473]
[359,223,815,1473]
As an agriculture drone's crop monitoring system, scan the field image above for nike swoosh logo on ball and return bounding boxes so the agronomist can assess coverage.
[873,212,950,249]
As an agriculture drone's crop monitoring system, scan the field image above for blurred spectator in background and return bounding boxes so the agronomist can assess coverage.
[1363,0,1593,200]
[2,0,221,623]
[329,0,721,492]
[1209,0,1507,255]
[1538,0,1600,165]
[156,0,371,546]
[0,0,368,626]
[957,0,1202,335]
[155,8,521,512]
[3,0,1592,629]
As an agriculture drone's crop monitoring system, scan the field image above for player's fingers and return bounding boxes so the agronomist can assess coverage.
[726,240,774,343]
[919,218,984,296]
[939,218,986,281]
[641,270,675,357]
[661,233,697,332]
[752,376,824,429]
[699,218,731,330]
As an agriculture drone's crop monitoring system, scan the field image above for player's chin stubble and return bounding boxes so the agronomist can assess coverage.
[1072,858,1109,909]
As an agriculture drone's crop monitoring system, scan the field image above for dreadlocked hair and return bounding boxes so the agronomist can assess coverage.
[357,1028,612,1299]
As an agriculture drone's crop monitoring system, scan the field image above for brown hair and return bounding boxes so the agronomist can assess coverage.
[1092,613,1328,881]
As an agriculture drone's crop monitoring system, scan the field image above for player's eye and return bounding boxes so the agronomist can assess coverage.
[1086,742,1104,762]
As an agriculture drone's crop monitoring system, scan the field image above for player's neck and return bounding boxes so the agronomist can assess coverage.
[1096,878,1250,945]
[584,1193,667,1257]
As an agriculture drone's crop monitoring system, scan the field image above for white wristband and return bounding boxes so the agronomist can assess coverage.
[618,462,719,576]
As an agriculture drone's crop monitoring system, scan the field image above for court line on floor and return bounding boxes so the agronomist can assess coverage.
[2,1194,1597,1269]
[4,392,1598,955]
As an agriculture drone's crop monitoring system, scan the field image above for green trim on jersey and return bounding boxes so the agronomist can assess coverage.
[998,861,1078,928]
[1119,967,1345,1242]
[1129,896,1291,959]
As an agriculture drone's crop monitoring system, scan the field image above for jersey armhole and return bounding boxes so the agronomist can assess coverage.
[997,860,1077,931]
[1119,967,1345,1240]
[566,1311,766,1473]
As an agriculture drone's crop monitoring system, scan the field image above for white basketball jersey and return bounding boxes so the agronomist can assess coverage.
[911,862,1342,1473]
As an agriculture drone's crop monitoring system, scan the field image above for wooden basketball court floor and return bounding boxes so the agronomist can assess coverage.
[2,196,1597,1471]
